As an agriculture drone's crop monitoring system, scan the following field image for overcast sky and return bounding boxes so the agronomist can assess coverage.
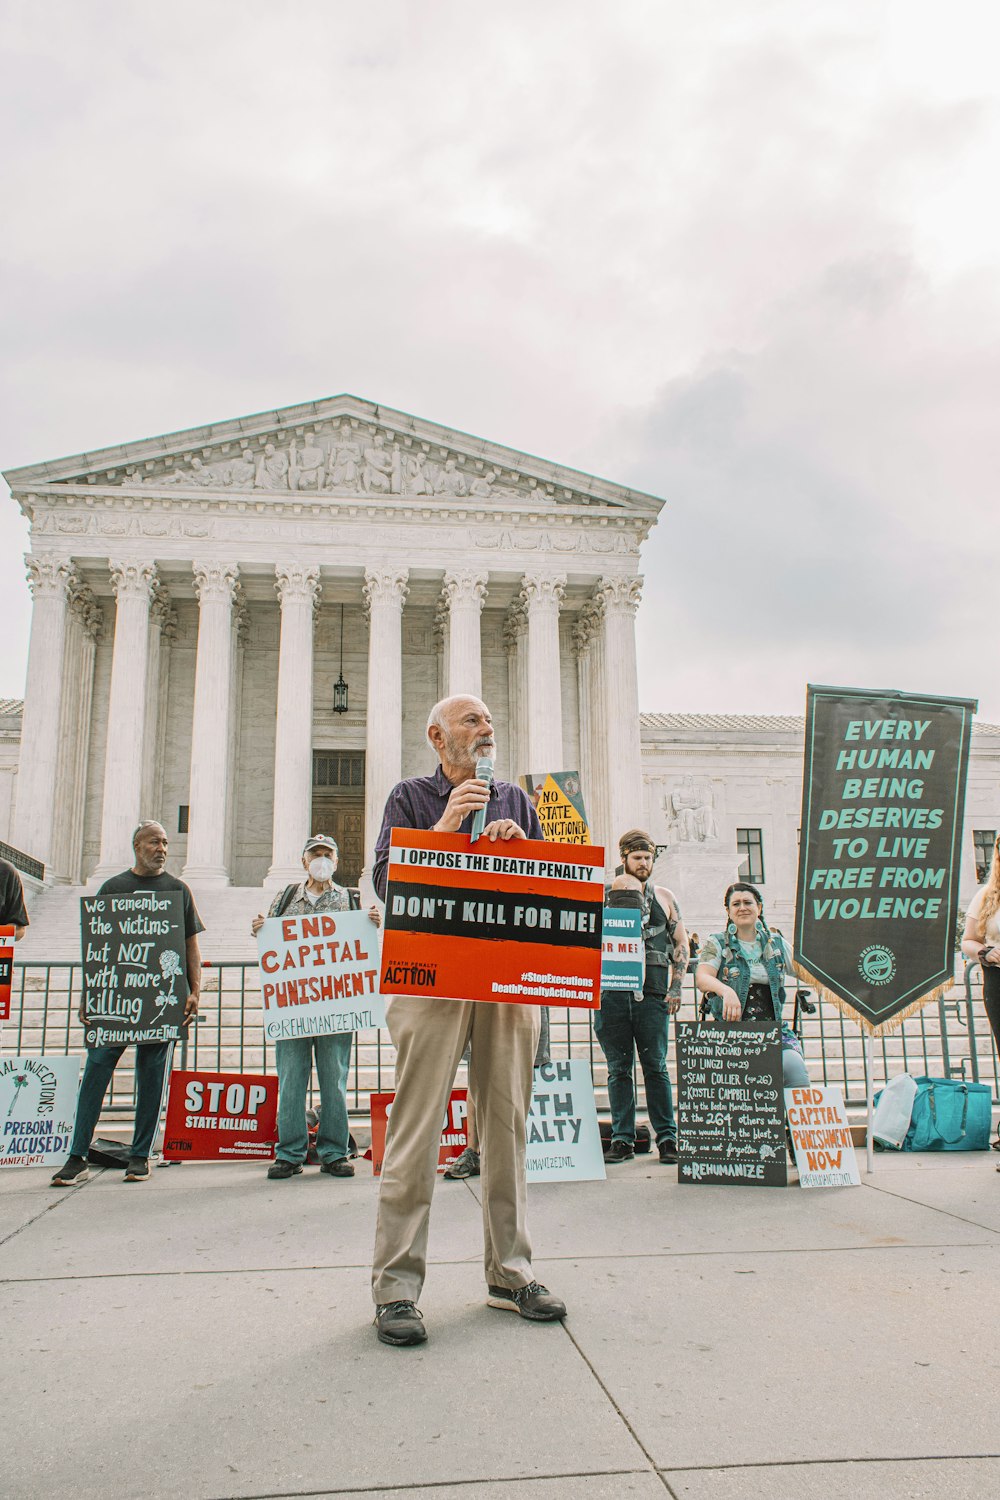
[2,0,998,720]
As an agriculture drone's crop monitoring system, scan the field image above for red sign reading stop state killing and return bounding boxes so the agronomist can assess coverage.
[162,1070,279,1161]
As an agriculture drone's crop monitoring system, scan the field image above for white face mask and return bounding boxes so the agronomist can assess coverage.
[308,856,335,882]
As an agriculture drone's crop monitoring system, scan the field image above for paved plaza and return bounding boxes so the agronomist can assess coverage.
[2,1149,999,1500]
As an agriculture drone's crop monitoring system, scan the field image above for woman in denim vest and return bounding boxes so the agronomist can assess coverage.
[695,881,809,1089]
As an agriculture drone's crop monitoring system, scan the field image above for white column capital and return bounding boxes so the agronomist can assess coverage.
[441,570,488,613]
[572,607,598,659]
[503,601,527,657]
[192,560,239,605]
[109,559,158,603]
[596,574,643,617]
[275,562,321,607]
[67,575,105,642]
[25,553,74,600]
[521,571,566,616]
[364,567,409,615]
[150,582,177,642]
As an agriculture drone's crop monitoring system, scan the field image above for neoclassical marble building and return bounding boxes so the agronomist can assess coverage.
[3,394,661,895]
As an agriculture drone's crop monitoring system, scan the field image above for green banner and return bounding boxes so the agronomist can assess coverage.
[794,684,976,1032]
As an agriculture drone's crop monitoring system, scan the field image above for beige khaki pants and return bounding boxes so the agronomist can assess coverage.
[371,994,541,1305]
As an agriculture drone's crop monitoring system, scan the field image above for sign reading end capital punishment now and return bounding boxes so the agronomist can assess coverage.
[795,685,976,1032]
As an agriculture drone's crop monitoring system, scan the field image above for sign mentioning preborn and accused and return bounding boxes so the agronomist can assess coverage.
[370,1090,468,1176]
[795,685,977,1032]
[600,907,644,991]
[162,1071,279,1162]
[381,830,604,1008]
[519,770,592,844]
[676,1022,787,1187]
[785,1085,860,1188]
[525,1059,606,1182]
[256,910,385,1042]
[0,925,13,1022]
[80,892,188,1045]
[0,1056,81,1169]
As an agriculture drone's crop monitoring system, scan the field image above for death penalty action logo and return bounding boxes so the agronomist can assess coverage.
[858,945,896,986]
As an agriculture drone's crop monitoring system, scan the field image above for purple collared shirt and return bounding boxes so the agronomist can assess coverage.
[373,764,543,900]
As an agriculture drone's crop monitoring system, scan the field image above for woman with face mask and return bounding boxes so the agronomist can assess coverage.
[251,836,381,1181]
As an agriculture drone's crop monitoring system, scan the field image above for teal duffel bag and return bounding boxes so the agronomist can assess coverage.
[904,1077,993,1152]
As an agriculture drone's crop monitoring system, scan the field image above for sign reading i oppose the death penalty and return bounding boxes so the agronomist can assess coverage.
[519,770,592,844]
[795,685,976,1031]
[257,909,385,1042]
[370,1090,468,1176]
[0,1056,81,1169]
[785,1085,860,1188]
[600,906,644,991]
[525,1059,606,1182]
[80,892,188,1045]
[381,830,604,1008]
[676,1021,787,1187]
[162,1071,279,1162]
[0,925,13,1022]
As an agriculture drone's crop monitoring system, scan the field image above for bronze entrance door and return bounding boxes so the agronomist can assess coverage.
[312,751,366,888]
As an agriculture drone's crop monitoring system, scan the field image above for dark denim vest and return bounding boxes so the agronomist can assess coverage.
[706,923,789,1024]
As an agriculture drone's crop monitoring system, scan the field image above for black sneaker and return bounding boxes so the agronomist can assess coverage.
[267,1160,304,1180]
[50,1156,89,1187]
[603,1139,634,1164]
[443,1146,480,1179]
[124,1157,150,1181]
[658,1139,679,1164]
[319,1158,354,1177]
[487,1281,567,1321]
[374,1300,427,1346]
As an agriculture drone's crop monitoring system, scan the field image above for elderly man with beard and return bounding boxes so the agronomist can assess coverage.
[369,694,567,1346]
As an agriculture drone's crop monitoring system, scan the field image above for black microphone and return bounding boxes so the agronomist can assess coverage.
[470,755,494,841]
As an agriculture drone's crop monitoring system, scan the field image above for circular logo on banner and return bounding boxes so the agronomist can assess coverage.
[859,945,896,986]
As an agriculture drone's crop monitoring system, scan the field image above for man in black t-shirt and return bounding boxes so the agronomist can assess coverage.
[51,821,205,1187]
[0,857,29,940]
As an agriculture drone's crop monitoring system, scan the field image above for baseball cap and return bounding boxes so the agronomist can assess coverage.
[303,834,338,855]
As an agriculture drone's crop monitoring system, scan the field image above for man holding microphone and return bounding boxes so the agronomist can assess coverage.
[370,694,567,1346]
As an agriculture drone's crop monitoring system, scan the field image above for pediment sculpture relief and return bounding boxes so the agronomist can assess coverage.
[663,775,719,844]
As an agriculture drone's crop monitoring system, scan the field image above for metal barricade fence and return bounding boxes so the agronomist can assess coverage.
[5,959,998,1118]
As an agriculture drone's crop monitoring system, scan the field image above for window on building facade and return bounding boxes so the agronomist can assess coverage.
[974,829,997,884]
[178,805,189,834]
[313,752,365,789]
[737,827,765,884]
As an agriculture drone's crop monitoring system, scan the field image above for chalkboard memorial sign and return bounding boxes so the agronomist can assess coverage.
[676,1020,787,1187]
[81,892,188,1046]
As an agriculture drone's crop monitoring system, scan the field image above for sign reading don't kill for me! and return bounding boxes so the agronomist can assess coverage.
[80,892,188,1045]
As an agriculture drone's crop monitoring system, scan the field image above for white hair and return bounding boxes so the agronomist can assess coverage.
[132,820,166,846]
[425,694,488,742]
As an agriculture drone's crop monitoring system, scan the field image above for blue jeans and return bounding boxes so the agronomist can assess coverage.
[69,1042,172,1159]
[594,990,675,1146]
[275,1032,353,1165]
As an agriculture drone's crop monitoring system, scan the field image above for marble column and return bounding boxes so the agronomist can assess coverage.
[503,602,527,783]
[267,565,321,883]
[50,578,102,883]
[94,561,158,879]
[363,567,408,882]
[182,562,240,886]
[141,583,176,820]
[13,556,74,871]
[597,575,644,852]
[441,570,488,700]
[572,610,596,843]
[522,571,566,773]
[586,594,611,859]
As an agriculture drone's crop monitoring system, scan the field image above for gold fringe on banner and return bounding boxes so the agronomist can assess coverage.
[790,961,952,1038]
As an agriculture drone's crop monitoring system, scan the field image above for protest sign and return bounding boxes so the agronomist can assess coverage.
[0,925,13,1022]
[162,1071,279,1162]
[370,1089,467,1175]
[381,830,604,1008]
[257,909,385,1043]
[600,906,644,991]
[676,1021,787,1187]
[785,1085,860,1188]
[519,771,591,844]
[525,1058,605,1181]
[0,1056,81,1168]
[80,892,188,1045]
[795,684,976,1034]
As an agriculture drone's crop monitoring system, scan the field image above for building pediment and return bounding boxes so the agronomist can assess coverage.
[4,392,663,523]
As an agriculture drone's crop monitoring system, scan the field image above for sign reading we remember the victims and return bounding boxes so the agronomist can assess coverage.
[795,684,976,1031]
[381,830,604,1008]
[80,892,188,1045]
[162,1071,279,1162]
[676,1021,787,1187]
[257,910,385,1042]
